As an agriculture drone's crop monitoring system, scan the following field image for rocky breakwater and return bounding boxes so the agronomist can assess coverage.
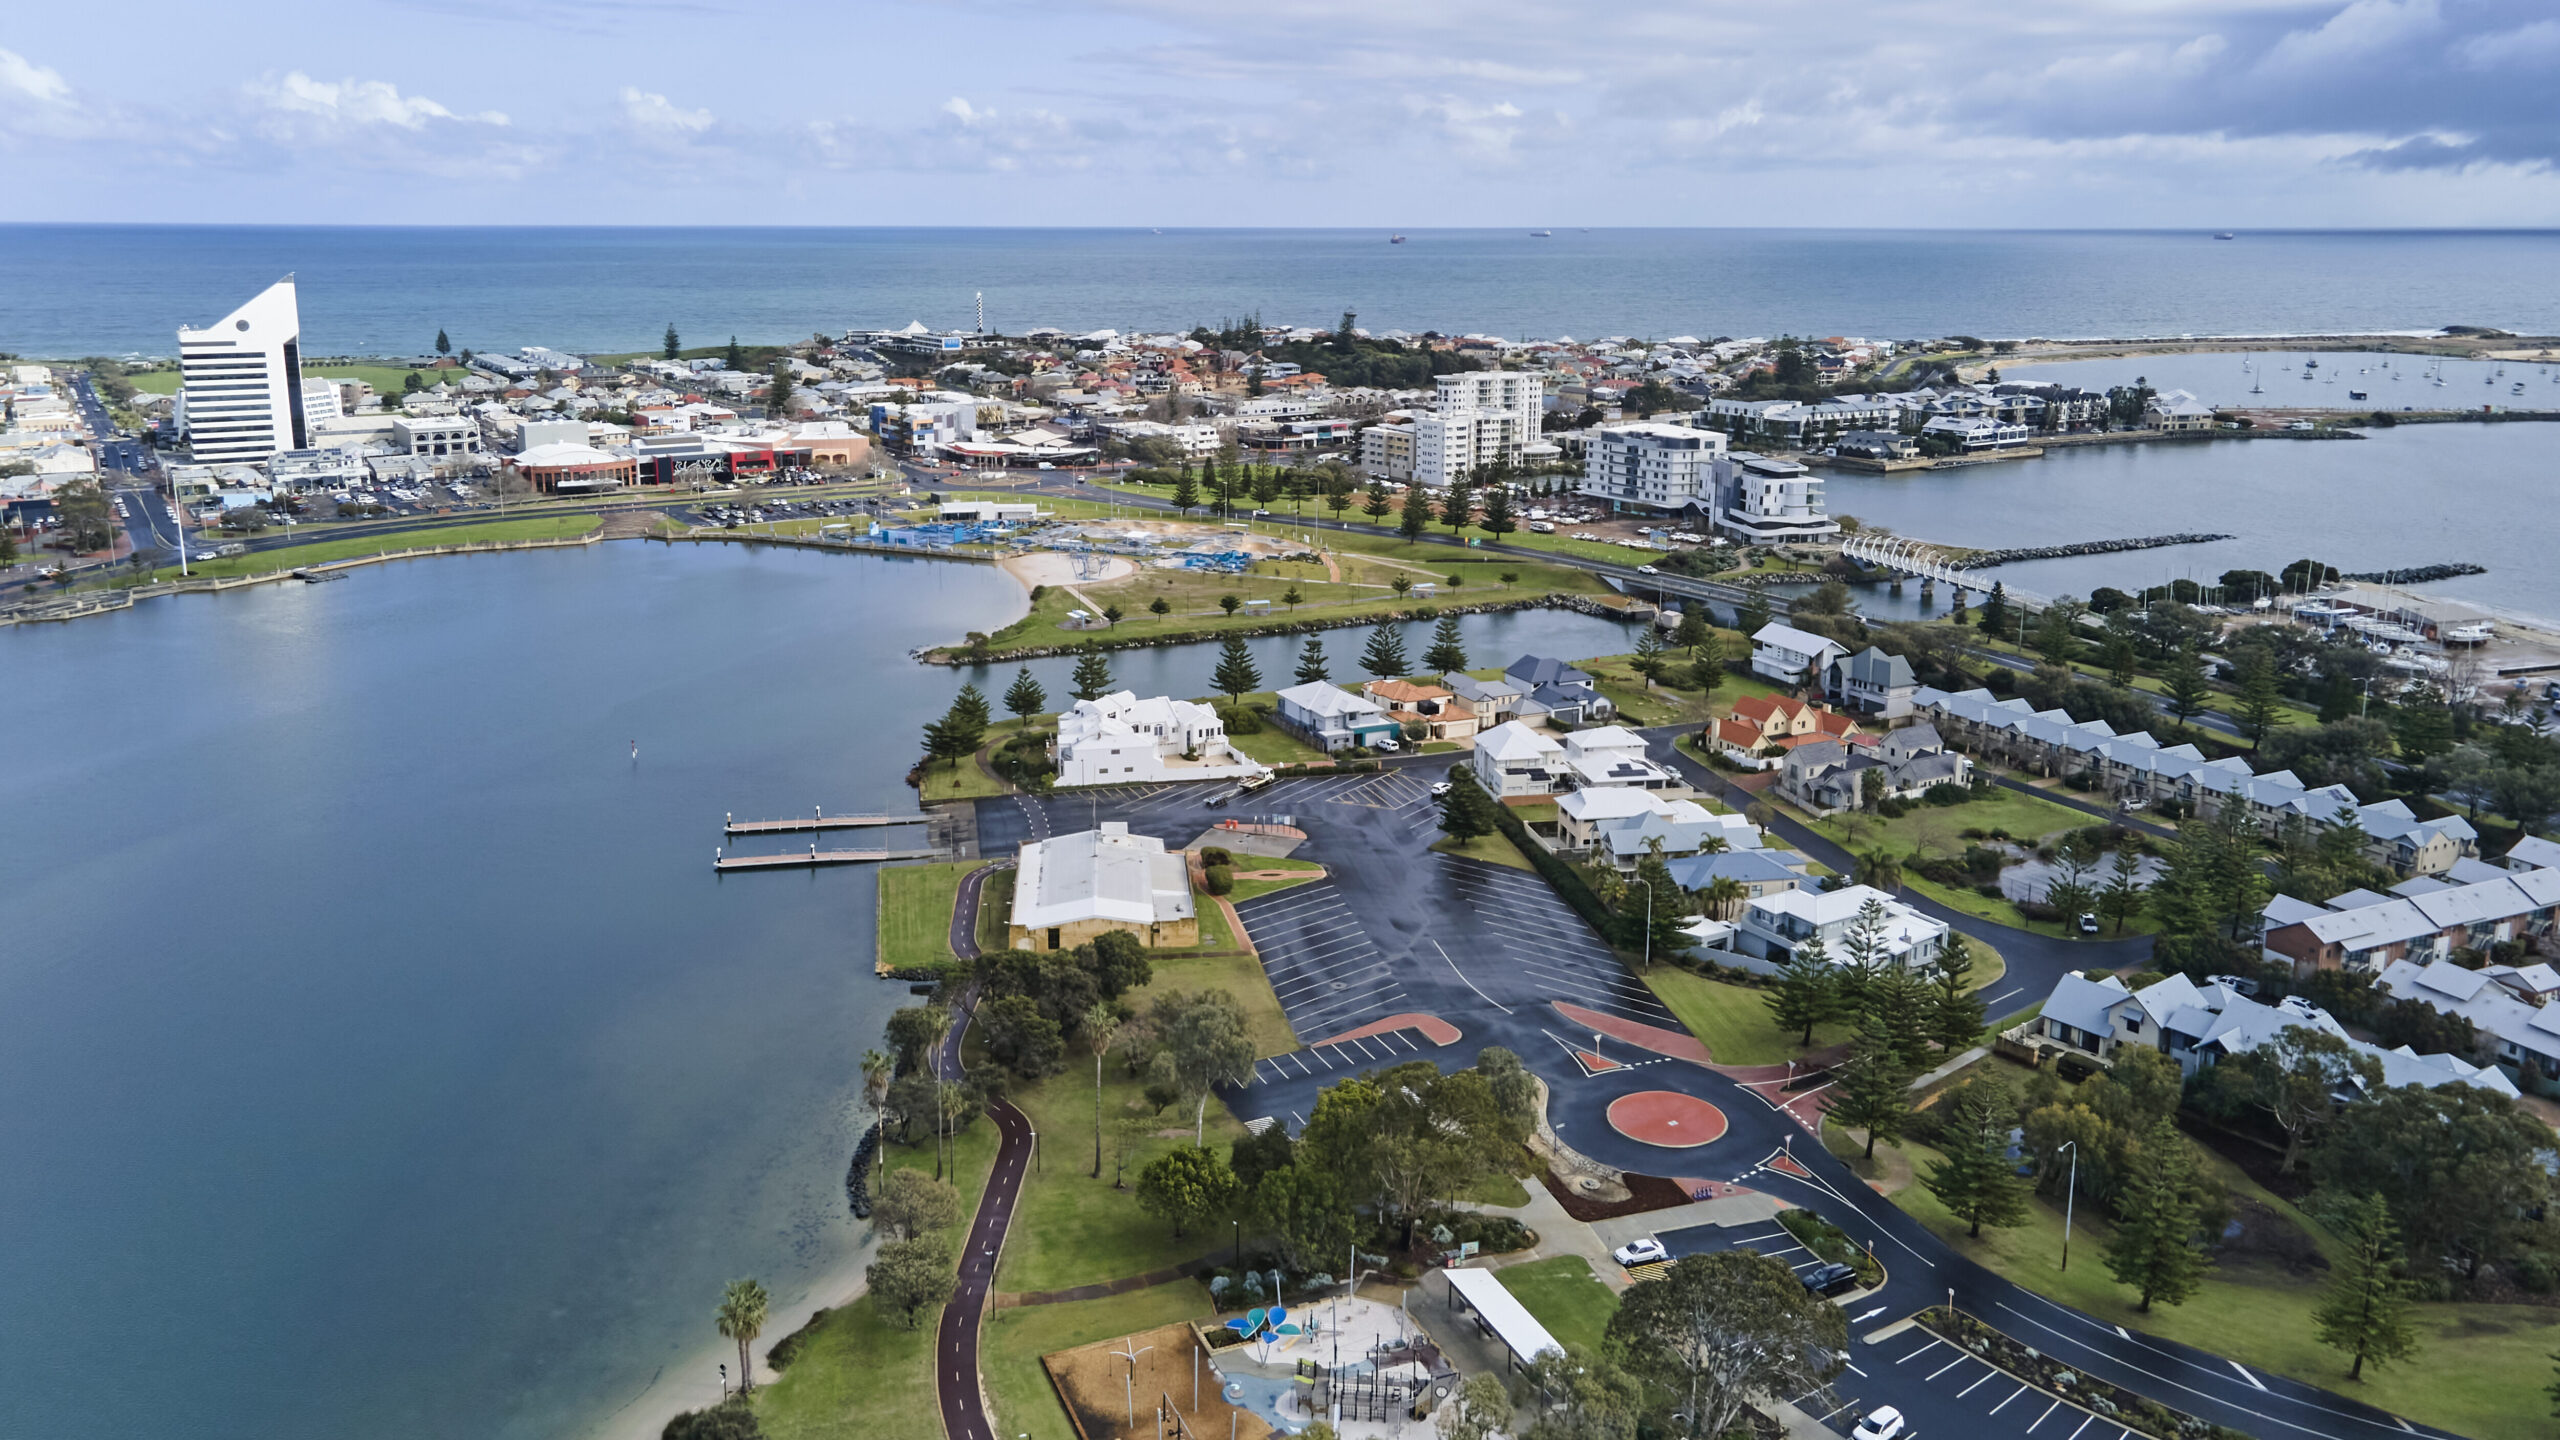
[1963,533,2235,569]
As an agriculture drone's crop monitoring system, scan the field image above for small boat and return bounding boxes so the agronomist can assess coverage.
[1389,234,1406,244]
[2306,358,2319,368]
[2214,232,2236,240]
[2513,382,2527,395]
[2349,390,2368,400]
[1528,229,1553,237]
[2250,378,2263,394]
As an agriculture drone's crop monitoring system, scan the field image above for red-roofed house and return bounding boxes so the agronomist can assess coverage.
[1711,695,1861,767]
[1361,678,1475,740]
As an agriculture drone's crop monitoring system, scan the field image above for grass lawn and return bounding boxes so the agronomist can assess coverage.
[1225,857,1328,905]
[1809,789,2093,861]
[754,1119,999,1440]
[918,756,1011,802]
[983,1283,1218,1440]
[1430,830,1538,871]
[1884,1137,2560,1440]
[1457,1171,1532,1207]
[1494,1255,1617,1353]
[875,860,982,972]
[995,1062,1248,1294]
[1228,725,1332,767]
[140,515,599,583]
[1644,966,1846,1066]
[1130,949,1298,1057]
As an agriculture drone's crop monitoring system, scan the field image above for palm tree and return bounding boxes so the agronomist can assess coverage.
[717,1278,770,1394]
[1700,876,1749,921]
[1085,1002,1122,1178]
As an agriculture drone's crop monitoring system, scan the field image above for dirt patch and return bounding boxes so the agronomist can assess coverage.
[1539,1167,1698,1221]
[1042,1322,1271,1440]
[2217,1197,2328,1277]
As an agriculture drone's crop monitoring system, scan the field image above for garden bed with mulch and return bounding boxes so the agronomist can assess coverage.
[1539,1168,1696,1221]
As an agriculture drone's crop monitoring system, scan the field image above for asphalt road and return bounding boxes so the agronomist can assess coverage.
[932,853,1032,1440]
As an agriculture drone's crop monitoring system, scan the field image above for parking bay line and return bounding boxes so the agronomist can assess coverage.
[1925,1355,1968,1381]
[2026,1398,2063,1432]
[1957,1367,2001,1398]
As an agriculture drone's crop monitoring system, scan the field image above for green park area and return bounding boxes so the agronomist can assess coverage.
[126,515,600,585]
[1492,1255,1616,1352]
[874,861,986,972]
[1430,828,1539,871]
[1642,936,2008,1067]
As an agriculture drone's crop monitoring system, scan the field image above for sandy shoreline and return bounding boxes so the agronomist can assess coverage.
[583,1233,883,1440]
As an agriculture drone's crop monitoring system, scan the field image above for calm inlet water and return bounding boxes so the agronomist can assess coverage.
[0,541,1640,1440]
[6,226,2560,358]
[1812,423,2560,623]
[2002,350,2560,412]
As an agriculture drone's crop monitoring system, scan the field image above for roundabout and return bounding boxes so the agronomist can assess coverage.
[1605,1089,1730,1149]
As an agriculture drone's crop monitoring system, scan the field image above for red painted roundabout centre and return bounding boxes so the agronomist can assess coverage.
[1606,1090,1730,1149]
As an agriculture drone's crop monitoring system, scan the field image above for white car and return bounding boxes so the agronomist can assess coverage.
[1637,564,1659,575]
[1852,1406,1906,1440]
[1429,781,1453,797]
[1611,1237,1667,1267]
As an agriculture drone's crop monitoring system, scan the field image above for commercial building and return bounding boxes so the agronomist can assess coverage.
[506,443,637,493]
[177,277,309,463]
[393,415,483,458]
[1006,822,1198,953]
[1718,456,1839,543]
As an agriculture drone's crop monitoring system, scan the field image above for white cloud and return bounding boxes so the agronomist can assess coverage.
[620,87,713,135]
[249,72,507,132]
[0,46,73,106]
[2258,0,2441,73]
[2454,17,2560,68]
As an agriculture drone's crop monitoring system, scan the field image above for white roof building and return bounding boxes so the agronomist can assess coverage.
[1009,822,1194,942]
[1728,883,1948,970]
[1051,691,1264,787]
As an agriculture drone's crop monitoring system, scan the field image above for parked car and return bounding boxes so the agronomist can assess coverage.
[1853,1406,1906,1440]
[1800,1261,1859,1296]
[1429,781,1452,797]
[1611,1238,1667,1267]
[2077,912,2100,935]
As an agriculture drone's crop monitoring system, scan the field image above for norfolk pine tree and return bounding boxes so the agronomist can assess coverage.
[1921,1074,2031,1237]
[1361,623,1409,680]
[1294,639,1332,684]
[2104,1118,2213,1311]
[1763,939,1840,1046]
[1831,1005,1912,1158]
[2312,1191,2420,1380]
[1422,614,1468,674]
[1212,633,1263,702]
[1927,935,1987,1050]
[1003,668,1047,729]
[1069,644,1115,700]
[1398,490,1431,542]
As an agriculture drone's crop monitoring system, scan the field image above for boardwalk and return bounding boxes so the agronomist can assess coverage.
[722,811,926,836]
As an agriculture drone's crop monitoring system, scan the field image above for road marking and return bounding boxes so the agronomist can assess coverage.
[2230,1361,2266,1392]
[1431,939,1515,1014]
[1926,1355,1968,1381]
[2027,1399,2062,1432]
[2114,1325,2129,1339]
[1986,987,2024,1006]
[1957,1367,2000,1396]
[2067,1415,2096,1440]
[1988,1384,2029,1414]
[1897,1340,1940,1364]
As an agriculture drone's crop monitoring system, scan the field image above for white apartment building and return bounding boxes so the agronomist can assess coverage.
[300,378,342,425]
[1360,420,1418,483]
[178,277,310,463]
[1718,456,1839,543]
[1363,371,1544,487]
[393,415,483,458]
[1578,421,1728,512]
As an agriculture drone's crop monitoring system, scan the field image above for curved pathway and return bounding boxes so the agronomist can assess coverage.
[933,862,1034,1440]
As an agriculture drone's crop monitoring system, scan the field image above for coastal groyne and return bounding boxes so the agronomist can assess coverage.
[1960,533,2236,568]
[2342,563,2489,584]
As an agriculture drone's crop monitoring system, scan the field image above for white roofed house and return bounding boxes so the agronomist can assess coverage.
[1559,725,1677,790]
[1723,883,1947,973]
[2142,389,2217,433]
[1272,681,1402,753]
[1823,645,1917,717]
[1007,822,1197,953]
[1554,788,1761,871]
[1050,691,1266,787]
[1750,623,1848,688]
[2376,956,2560,1096]
[1471,720,1568,797]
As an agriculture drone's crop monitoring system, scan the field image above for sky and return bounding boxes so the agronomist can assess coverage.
[4,0,2558,227]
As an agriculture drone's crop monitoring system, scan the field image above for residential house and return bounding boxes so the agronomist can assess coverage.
[1472,721,1569,797]
[1834,430,1918,462]
[1051,691,1266,787]
[1749,623,1849,687]
[1559,725,1677,790]
[1720,883,1948,972]
[1823,646,1918,717]
[1504,655,1614,726]
[1006,823,1198,953]
[2261,862,2560,979]
[1777,724,1968,814]
[1441,672,1526,730]
[2375,957,2560,1096]
[1555,789,1759,871]
[2143,389,2217,432]
[1362,678,1476,741]
[1664,848,1813,908]
[1272,681,1402,753]
[2007,971,2517,1097]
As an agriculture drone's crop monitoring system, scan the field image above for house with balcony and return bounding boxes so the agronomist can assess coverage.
[1472,721,1569,797]
[1749,623,1849,687]
[1554,789,1760,871]
[1503,655,1614,726]
[1051,691,1266,787]
[1721,883,1948,973]
[1273,681,1402,753]
[1362,678,1477,741]
[1441,672,1526,730]
[1823,645,1917,717]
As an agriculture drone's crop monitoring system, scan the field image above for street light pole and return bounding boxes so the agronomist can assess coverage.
[1631,876,1654,971]
[2057,1140,2080,1271]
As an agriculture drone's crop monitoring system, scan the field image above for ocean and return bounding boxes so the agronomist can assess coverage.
[5,226,2560,360]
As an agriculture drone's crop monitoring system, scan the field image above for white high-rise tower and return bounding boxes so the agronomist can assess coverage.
[177,277,308,462]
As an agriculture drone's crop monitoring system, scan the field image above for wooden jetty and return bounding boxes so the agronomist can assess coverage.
[724,808,925,836]
[714,842,942,872]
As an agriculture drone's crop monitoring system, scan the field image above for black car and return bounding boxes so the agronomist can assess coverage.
[1799,1262,1859,1297]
